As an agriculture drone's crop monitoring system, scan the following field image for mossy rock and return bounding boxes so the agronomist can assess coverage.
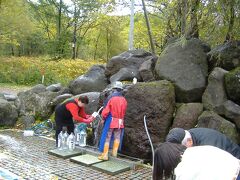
[225,67,240,105]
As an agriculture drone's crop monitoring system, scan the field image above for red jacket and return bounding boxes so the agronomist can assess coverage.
[65,99,91,123]
[101,96,127,129]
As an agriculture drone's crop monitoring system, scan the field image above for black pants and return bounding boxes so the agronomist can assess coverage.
[55,122,74,147]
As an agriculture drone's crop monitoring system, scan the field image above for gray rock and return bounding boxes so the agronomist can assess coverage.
[225,67,240,105]
[198,111,239,144]
[18,86,59,119]
[0,98,18,126]
[139,57,157,82]
[46,83,62,92]
[202,67,228,114]
[109,67,140,83]
[222,100,240,128]
[20,115,35,129]
[105,49,155,80]
[172,103,203,129]
[208,40,240,71]
[4,94,18,101]
[69,65,108,95]
[155,38,208,102]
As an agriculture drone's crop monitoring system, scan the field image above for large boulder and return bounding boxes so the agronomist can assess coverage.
[69,65,108,95]
[109,67,140,83]
[208,40,240,71]
[202,67,228,114]
[197,111,239,144]
[222,100,240,129]
[202,67,240,128]
[0,98,18,126]
[122,80,175,160]
[18,84,60,120]
[105,49,156,82]
[172,103,203,129]
[155,38,208,102]
[225,67,240,105]
[139,58,157,82]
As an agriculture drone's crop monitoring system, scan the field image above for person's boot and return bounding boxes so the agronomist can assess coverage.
[112,140,120,157]
[98,143,109,160]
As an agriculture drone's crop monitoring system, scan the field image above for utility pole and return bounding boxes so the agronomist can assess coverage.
[129,0,135,50]
[58,0,62,38]
[141,0,155,54]
[72,0,77,59]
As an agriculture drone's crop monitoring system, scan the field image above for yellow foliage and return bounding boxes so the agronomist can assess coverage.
[0,57,103,85]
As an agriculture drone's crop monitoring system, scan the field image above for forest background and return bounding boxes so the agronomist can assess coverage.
[0,0,239,86]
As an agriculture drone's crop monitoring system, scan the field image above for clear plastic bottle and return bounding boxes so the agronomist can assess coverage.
[79,129,87,147]
[62,127,69,150]
[67,132,75,151]
[74,125,81,146]
[133,77,137,84]
[57,131,63,150]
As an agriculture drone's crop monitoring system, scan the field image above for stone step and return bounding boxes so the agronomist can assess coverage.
[70,154,103,166]
[75,145,144,170]
[48,148,83,159]
[49,145,144,175]
[92,160,131,175]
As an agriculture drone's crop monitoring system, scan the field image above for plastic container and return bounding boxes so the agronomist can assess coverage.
[67,132,75,151]
[79,130,87,147]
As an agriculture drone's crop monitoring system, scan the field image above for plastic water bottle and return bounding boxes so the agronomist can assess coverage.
[79,129,87,147]
[62,128,69,150]
[57,131,64,150]
[67,133,75,151]
[133,77,137,84]
[74,125,81,146]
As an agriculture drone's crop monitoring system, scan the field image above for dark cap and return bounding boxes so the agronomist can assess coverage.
[165,128,185,143]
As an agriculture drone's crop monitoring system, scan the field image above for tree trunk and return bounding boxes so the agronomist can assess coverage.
[141,0,155,54]
[225,0,235,41]
[11,46,14,56]
[181,0,188,37]
[129,0,135,50]
[57,0,62,56]
[72,2,77,59]
[94,32,101,60]
[106,28,109,61]
[187,0,199,38]
[58,0,62,38]
[176,0,182,35]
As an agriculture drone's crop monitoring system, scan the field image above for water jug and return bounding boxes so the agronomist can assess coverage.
[79,130,87,147]
[67,132,75,151]
[62,127,69,150]
[57,131,64,150]
[74,125,81,146]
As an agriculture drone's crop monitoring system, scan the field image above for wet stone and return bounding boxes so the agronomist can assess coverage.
[70,154,103,166]
[0,130,152,179]
[48,148,83,159]
[92,160,131,175]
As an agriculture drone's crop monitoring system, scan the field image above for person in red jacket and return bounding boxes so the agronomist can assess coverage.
[98,81,128,160]
[54,96,95,146]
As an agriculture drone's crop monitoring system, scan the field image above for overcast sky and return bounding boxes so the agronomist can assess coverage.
[31,0,144,16]
[64,0,144,16]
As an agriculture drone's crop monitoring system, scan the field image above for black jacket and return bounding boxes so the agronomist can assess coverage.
[189,128,240,159]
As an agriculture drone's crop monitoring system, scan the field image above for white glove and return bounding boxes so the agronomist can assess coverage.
[91,112,98,118]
